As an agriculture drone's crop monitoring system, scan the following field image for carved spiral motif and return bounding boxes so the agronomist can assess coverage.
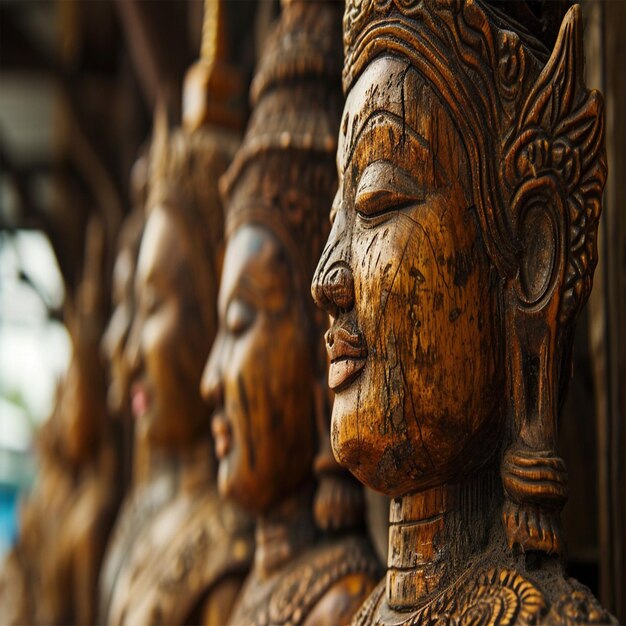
[354,568,547,626]
[461,569,547,625]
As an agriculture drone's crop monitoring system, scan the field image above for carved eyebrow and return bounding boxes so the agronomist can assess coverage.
[343,110,431,174]
[355,160,425,215]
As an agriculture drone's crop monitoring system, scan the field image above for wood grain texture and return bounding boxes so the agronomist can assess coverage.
[311,0,613,623]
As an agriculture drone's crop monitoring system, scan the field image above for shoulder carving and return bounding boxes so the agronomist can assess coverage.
[233,536,381,626]
[353,567,616,626]
[269,536,380,624]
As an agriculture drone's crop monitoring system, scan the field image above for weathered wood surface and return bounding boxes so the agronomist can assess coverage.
[312,1,613,623]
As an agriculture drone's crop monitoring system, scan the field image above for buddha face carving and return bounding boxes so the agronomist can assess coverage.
[312,56,504,497]
[202,223,316,514]
[126,205,209,448]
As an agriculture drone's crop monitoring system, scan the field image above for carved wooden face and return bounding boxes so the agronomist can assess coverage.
[102,245,135,416]
[312,56,504,497]
[202,224,316,514]
[126,205,210,448]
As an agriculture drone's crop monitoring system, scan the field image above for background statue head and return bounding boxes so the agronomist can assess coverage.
[124,106,238,450]
[123,0,246,453]
[201,0,364,525]
[101,197,144,420]
[312,0,606,557]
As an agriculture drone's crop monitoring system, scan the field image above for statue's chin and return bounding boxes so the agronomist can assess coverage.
[331,419,417,498]
[332,401,460,497]
[217,451,277,515]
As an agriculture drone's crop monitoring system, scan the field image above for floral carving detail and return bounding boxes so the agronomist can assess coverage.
[503,9,606,324]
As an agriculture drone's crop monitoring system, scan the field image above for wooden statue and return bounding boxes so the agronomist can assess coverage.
[312,1,614,624]
[0,217,122,626]
[101,195,145,492]
[201,2,382,624]
[97,3,253,624]
[102,160,146,425]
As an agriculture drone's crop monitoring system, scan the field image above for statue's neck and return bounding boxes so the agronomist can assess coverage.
[255,487,316,578]
[133,433,215,494]
[386,468,496,611]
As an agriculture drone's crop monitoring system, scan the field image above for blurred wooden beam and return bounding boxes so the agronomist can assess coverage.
[586,1,626,621]
[112,0,191,120]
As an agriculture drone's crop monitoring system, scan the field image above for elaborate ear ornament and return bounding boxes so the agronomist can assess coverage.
[501,5,607,556]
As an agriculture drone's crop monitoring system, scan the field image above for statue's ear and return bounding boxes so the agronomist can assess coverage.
[500,5,607,557]
[504,4,606,323]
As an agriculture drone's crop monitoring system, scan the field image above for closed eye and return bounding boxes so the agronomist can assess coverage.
[354,160,425,219]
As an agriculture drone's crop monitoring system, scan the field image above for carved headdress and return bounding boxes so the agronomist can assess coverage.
[343,0,606,555]
[221,0,343,295]
[147,0,244,334]
[222,0,365,531]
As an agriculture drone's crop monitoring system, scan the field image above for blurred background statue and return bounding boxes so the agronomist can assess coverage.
[98,2,255,623]
[201,2,381,624]
[1,216,123,625]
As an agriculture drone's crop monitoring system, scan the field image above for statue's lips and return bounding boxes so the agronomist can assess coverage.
[326,326,367,391]
[130,382,150,420]
[211,412,231,460]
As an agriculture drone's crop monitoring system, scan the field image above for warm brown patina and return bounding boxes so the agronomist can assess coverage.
[201,1,381,624]
[98,3,253,624]
[312,1,613,623]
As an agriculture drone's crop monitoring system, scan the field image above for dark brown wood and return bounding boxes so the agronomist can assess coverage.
[201,2,381,624]
[312,1,613,623]
[585,1,626,620]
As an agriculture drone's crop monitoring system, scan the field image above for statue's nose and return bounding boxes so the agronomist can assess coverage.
[200,339,224,413]
[312,263,355,318]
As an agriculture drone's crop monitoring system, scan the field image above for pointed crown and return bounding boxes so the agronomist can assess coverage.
[182,0,246,133]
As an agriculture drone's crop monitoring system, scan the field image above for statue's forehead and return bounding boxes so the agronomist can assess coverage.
[136,207,182,285]
[340,55,432,171]
[219,225,287,312]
